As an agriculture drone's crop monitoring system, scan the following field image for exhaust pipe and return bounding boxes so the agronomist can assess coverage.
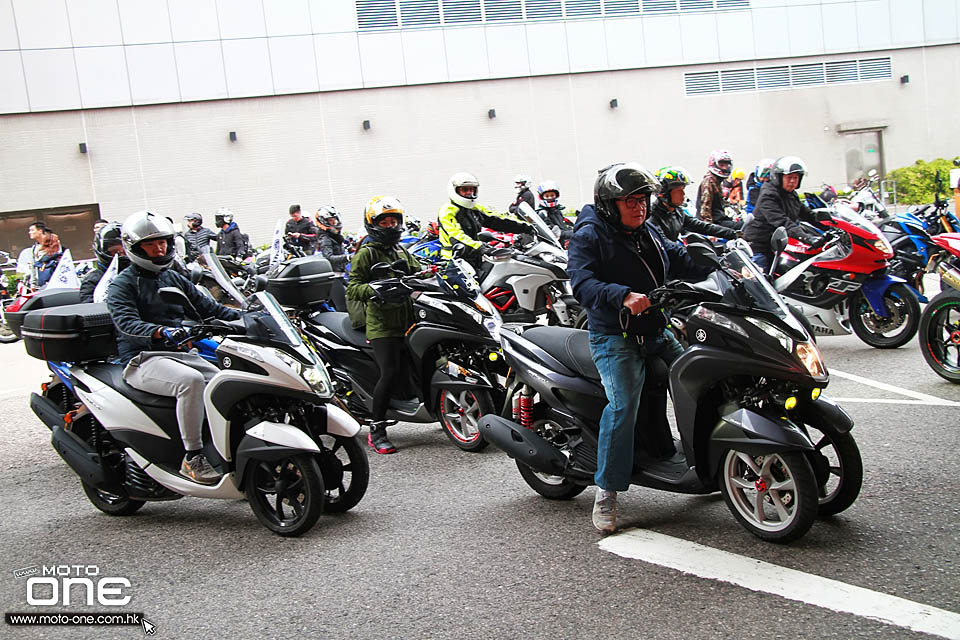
[938,261,960,293]
[479,415,571,476]
[30,392,63,430]
[50,424,117,489]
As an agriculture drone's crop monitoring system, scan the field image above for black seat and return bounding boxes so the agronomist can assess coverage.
[85,363,177,408]
[522,326,600,380]
[312,312,370,349]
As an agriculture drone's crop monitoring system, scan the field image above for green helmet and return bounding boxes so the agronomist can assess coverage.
[655,166,692,194]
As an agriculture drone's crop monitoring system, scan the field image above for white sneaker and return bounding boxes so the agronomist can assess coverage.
[592,488,617,533]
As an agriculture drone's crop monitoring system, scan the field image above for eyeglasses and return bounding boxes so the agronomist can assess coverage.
[617,196,647,210]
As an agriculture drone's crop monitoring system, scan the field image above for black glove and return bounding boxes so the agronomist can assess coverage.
[806,234,827,249]
[161,327,191,347]
[480,243,499,256]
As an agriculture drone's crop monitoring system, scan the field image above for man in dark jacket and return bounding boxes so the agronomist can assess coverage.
[80,222,128,302]
[285,204,317,254]
[107,211,240,485]
[214,208,246,259]
[743,156,823,271]
[568,162,711,533]
[314,206,349,311]
[650,166,738,243]
[183,212,217,262]
[508,174,536,214]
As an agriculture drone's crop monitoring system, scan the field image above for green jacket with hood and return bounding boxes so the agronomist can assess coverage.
[346,240,420,339]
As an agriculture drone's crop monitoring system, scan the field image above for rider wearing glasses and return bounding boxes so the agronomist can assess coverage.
[567,163,712,533]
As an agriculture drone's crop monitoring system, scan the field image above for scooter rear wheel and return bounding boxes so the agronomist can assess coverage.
[245,454,325,537]
[81,481,145,516]
[516,460,587,500]
[719,450,818,543]
[849,284,920,349]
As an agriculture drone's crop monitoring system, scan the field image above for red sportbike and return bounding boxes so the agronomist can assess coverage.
[917,233,960,382]
[768,203,921,349]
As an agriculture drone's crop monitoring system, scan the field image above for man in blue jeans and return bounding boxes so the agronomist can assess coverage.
[568,162,712,532]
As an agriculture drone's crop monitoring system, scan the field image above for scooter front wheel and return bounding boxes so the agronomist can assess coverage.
[918,291,960,383]
[438,388,491,452]
[719,450,818,543]
[245,454,325,537]
[315,434,369,513]
[849,284,920,349]
[803,427,863,516]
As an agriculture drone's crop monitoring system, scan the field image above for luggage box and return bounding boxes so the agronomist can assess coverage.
[267,256,338,307]
[22,303,117,363]
[5,288,82,338]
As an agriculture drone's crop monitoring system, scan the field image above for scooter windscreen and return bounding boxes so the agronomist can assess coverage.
[517,202,564,250]
[200,247,246,306]
[830,202,886,240]
[722,250,808,338]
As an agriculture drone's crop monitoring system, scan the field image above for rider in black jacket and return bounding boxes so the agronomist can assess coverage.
[107,212,241,485]
[285,204,317,255]
[215,208,247,259]
[80,222,129,303]
[649,166,738,243]
[183,212,217,262]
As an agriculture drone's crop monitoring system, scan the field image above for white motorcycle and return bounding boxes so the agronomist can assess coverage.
[26,282,367,536]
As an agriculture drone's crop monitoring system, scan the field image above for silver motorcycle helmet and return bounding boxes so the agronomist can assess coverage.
[121,211,177,272]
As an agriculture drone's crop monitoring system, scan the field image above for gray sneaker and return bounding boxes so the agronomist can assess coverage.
[592,488,617,533]
[180,454,220,485]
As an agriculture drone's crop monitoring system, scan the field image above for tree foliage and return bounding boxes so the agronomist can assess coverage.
[887,157,959,205]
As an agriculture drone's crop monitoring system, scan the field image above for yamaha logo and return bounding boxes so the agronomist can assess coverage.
[222,356,232,368]
[695,329,707,343]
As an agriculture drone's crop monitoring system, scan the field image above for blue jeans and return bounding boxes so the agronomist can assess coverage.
[751,252,772,274]
[588,330,684,491]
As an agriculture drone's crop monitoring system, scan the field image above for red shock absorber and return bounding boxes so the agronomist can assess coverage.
[518,394,534,429]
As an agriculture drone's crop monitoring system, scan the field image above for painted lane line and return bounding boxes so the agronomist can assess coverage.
[831,397,960,407]
[831,369,960,406]
[599,529,960,640]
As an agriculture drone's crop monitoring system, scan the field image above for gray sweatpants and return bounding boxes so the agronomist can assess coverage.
[123,352,219,452]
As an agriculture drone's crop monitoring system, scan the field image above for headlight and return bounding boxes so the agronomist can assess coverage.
[692,306,748,338]
[874,237,894,257]
[302,365,332,396]
[795,341,825,378]
[451,301,483,327]
[747,317,794,352]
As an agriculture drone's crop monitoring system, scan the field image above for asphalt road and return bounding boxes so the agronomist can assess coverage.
[0,328,958,640]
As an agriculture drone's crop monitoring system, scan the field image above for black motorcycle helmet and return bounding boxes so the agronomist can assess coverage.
[593,162,660,231]
[363,196,404,246]
[93,222,130,269]
[184,212,202,229]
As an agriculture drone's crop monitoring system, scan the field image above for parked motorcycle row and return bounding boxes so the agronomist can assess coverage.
[8,189,960,542]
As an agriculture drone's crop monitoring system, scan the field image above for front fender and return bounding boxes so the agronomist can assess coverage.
[860,274,909,317]
[707,408,815,478]
[793,394,854,435]
[325,403,361,437]
[235,421,321,488]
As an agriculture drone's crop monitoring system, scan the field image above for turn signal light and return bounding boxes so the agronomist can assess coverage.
[811,388,821,400]
[488,352,499,361]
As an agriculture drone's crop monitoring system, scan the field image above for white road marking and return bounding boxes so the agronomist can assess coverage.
[831,369,960,407]
[600,529,960,640]
[831,397,960,407]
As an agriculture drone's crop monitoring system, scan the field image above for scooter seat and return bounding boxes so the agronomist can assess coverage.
[521,326,601,380]
[85,363,177,408]
[312,312,370,349]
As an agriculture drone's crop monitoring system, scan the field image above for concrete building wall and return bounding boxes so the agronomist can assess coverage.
[2,43,956,244]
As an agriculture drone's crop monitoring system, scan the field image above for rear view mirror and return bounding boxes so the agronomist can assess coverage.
[189,263,204,285]
[477,231,496,242]
[254,275,268,292]
[814,210,833,224]
[771,227,789,254]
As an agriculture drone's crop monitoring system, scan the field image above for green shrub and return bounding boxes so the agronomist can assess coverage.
[886,157,959,205]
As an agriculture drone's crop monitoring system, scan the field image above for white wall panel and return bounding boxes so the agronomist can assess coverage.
[752,7,790,58]
[605,18,644,70]
[14,0,71,49]
[680,13,719,63]
[222,38,273,98]
[217,0,267,39]
[264,0,312,36]
[786,4,824,56]
[856,0,892,50]
[21,49,80,111]
[715,11,755,61]
[169,0,220,42]
[126,44,180,105]
[118,0,172,45]
[888,0,923,46]
[310,0,357,34]
[314,33,362,90]
[67,0,122,47]
[401,30,448,85]
[526,22,569,76]
[269,35,319,94]
[923,0,959,43]
[75,46,131,108]
[565,19,607,73]
[358,32,406,87]
[175,41,227,101]
[0,51,29,113]
[643,15,683,66]
[0,0,17,49]
[485,25,530,78]
[821,2,858,53]
[444,27,488,81]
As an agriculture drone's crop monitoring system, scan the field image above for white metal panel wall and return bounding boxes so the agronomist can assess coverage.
[3,0,958,115]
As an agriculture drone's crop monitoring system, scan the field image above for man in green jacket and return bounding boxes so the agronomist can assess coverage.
[347,196,421,454]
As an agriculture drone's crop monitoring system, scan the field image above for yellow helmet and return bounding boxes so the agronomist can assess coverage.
[731,167,746,181]
[363,196,405,245]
